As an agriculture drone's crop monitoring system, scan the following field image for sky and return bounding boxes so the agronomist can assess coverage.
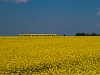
[0,0,100,36]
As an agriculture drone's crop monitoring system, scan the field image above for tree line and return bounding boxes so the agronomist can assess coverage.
[75,32,100,36]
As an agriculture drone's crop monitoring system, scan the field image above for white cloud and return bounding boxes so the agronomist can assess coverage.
[2,0,30,3]
[97,8,100,16]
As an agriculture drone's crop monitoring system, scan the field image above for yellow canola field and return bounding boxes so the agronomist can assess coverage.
[0,36,100,75]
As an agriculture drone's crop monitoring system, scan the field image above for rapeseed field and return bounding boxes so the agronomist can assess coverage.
[0,36,100,75]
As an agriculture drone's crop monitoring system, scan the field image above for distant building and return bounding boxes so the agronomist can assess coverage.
[19,34,57,37]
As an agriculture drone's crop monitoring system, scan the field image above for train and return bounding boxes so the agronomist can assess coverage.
[19,34,57,37]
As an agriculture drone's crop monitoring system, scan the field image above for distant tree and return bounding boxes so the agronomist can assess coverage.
[75,32,100,36]
[94,33,99,36]
[85,33,89,36]
[90,33,96,36]
[64,34,65,36]
[75,33,85,36]
[75,33,80,36]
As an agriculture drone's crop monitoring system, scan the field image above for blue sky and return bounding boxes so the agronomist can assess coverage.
[0,0,100,35]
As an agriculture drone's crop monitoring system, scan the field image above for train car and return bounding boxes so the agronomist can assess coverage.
[19,34,57,36]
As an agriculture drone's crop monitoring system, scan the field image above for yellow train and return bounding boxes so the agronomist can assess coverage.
[19,34,57,37]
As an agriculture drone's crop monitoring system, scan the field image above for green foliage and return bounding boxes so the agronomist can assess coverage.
[63,34,66,36]
[75,32,100,36]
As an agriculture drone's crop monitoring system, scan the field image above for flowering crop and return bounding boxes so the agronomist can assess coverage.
[0,36,100,75]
